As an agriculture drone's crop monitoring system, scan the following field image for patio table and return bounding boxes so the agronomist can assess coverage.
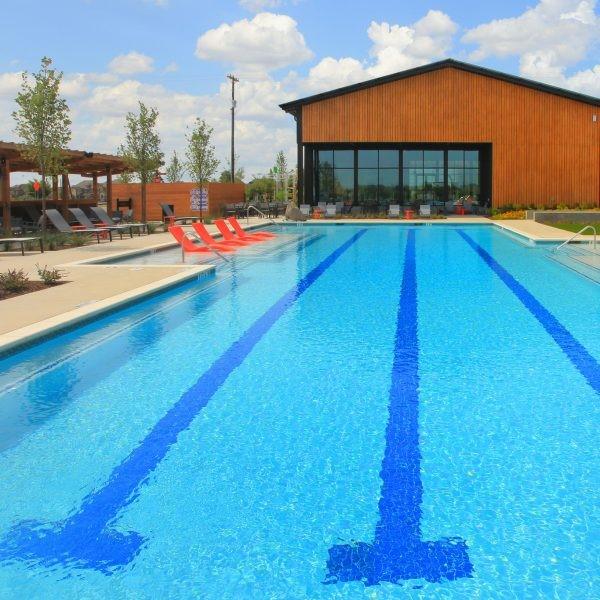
[0,236,44,256]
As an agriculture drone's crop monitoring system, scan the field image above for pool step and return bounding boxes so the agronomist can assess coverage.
[548,245,600,284]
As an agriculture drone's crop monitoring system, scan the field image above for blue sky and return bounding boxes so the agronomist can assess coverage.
[0,0,598,181]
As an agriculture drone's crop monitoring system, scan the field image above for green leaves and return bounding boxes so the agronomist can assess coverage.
[165,150,185,183]
[185,118,219,186]
[118,101,164,184]
[12,56,72,180]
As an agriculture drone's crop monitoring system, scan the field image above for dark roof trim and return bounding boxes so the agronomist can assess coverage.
[280,59,600,113]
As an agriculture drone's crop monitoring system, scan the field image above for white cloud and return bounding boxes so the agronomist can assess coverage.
[302,9,458,92]
[462,0,600,95]
[163,61,179,73]
[239,0,281,11]
[195,12,313,72]
[108,51,155,75]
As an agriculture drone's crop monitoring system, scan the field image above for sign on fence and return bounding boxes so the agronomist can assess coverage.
[190,187,209,213]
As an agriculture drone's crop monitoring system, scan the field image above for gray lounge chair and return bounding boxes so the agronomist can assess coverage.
[299,204,311,217]
[69,208,123,239]
[90,206,148,236]
[42,209,106,243]
[160,203,199,224]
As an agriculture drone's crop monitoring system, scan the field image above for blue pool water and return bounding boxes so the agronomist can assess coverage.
[0,225,598,598]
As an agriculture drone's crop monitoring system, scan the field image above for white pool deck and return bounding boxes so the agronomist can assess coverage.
[0,217,580,353]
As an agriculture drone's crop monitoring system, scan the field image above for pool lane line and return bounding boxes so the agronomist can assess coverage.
[457,230,600,395]
[0,229,367,574]
[325,229,473,587]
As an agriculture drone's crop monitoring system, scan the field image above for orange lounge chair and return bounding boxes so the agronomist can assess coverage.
[169,226,212,254]
[214,219,256,246]
[227,217,276,241]
[191,222,239,252]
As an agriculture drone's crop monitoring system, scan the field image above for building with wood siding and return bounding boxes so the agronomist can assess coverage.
[280,59,600,210]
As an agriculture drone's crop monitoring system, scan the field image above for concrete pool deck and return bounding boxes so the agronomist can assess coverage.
[0,217,575,352]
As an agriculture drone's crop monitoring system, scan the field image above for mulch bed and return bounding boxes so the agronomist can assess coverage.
[0,281,68,301]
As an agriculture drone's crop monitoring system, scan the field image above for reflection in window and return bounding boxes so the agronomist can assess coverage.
[448,150,479,201]
[358,169,378,206]
[403,150,443,204]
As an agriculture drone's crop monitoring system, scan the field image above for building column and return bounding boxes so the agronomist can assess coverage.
[105,166,113,215]
[296,111,303,205]
[61,173,70,218]
[92,173,98,203]
[1,158,11,235]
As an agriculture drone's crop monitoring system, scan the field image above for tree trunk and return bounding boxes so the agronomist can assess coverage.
[41,167,46,236]
[141,180,147,223]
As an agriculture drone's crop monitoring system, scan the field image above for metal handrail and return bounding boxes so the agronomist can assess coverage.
[246,204,277,225]
[554,225,597,252]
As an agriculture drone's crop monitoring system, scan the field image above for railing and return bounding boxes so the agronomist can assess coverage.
[246,204,277,226]
[553,225,597,252]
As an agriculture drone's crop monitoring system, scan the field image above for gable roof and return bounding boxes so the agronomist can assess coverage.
[280,59,600,114]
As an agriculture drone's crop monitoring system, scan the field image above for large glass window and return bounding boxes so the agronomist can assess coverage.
[447,150,479,201]
[403,150,443,205]
[317,149,354,203]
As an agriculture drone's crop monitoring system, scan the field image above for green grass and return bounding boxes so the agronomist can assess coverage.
[542,221,597,234]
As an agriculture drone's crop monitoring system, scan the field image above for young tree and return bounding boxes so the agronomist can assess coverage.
[13,56,71,232]
[116,171,135,184]
[119,102,163,222]
[218,155,244,183]
[185,118,219,189]
[165,150,185,183]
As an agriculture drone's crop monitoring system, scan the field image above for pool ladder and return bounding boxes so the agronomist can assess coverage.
[553,225,597,252]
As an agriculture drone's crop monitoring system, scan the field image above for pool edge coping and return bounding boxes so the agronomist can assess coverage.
[0,265,214,356]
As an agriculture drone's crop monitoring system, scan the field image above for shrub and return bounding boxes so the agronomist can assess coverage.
[68,234,91,247]
[493,210,526,220]
[0,268,29,293]
[146,222,160,234]
[36,264,66,285]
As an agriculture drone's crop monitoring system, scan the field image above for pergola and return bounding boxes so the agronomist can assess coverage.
[0,140,128,233]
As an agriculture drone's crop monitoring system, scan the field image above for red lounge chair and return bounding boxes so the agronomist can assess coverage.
[214,219,256,245]
[191,222,239,252]
[227,217,276,240]
[169,226,212,253]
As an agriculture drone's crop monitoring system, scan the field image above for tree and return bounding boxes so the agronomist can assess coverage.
[118,102,163,222]
[245,176,274,201]
[218,155,244,183]
[165,150,185,183]
[272,150,289,202]
[13,56,71,233]
[116,171,135,184]
[274,150,288,176]
[185,118,219,188]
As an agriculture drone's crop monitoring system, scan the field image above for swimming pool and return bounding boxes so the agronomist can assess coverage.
[0,225,598,598]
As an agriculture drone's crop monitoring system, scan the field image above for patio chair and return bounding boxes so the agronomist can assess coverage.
[213,219,255,246]
[90,206,148,236]
[335,201,343,214]
[445,200,455,214]
[42,209,106,243]
[325,204,337,218]
[24,206,42,226]
[419,204,431,218]
[299,204,311,217]
[388,204,400,218]
[191,222,237,252]
[160,203,199,225]
[227,217,275,240]
[317,201,327,213]
[169,226,211,255]
[69,208,124,239]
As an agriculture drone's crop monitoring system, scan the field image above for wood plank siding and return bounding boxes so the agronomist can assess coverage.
[300,67,599,208]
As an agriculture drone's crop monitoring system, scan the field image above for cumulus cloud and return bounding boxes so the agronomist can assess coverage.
[195,12,313,72]
[108,51,155,75]
[301,9,458,92]
[462,0,600,95]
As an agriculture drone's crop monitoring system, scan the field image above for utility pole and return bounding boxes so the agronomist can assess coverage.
[227,74,239,184]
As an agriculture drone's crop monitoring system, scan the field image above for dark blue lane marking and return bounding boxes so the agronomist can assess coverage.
[457,230,600,394]
[325,230,473,587]
[0,229,367,574]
